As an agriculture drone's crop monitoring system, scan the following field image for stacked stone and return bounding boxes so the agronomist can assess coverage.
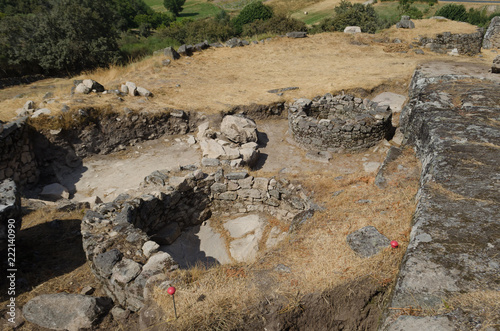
[418,30,483,56]
[288,93,392,151]
[81,168,312,311]
[0,179,22,249]
[0,118,38,186]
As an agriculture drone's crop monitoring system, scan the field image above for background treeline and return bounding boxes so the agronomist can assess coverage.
[0,0,498,79]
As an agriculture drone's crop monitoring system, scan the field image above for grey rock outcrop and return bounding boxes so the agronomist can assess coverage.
[162,46,180,60]
[178,44,193,56]
[344,26,361,34]
[492,55,500,73]
[0,179,21,249]
[220,115,258,144]
[482,16,500,49]
[346,226,390,258]
[75,83,91,94]
[286,31,307,38]
[396,15,415,29]
[22,293,108,331]
[381,68,500,330]
[82,79,105,92]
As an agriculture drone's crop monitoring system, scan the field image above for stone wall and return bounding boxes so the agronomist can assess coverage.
[418,30,483,55]
[288,94,393,152]
[0,118,38,187]
[81,168,312,311]
[381,69,500,329]
[483,16,500,49]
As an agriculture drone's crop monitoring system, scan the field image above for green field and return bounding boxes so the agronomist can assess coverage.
[144,0,223,20]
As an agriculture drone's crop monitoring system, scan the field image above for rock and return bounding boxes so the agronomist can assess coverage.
[0,179,22,249]
[187,135,196,145]
[142,240,160,258]
[82,79,104,92]
[396,15,415,29]
[492,55,500,74]
[224,214,263,238]
[1,307,24,329]
[266,226,287,248]
[75,83,90,94]
[23,100,35,111]
[225,172,248,180]
[221,145,241,160]
[286,31,307,38]
[371,92,406,113]
[482,16,500,49]
[111,258,142,284]
[363,161,381,173]
[110,306,131,321]
[125,82,137,96]
[200,139,225,159]
[414,49,424,55]
[137,86,152,97]
[39,183,70,201]
[220,115,258,144]
[162,59,171,66]
[120,84,129,94]
[391,127,404,146]
[151,222,181,245]
[144,170,169,186]
[31,108,51,118]
[177,44,193,56]
[93,249,123,277]
[346,226,390,258]
[197,122,210,140]
[56,199,90,212]
[80,286,94,295]
[22,293,107,331]
[163,46,180,60]
[141,252,175,273]
[201,157,221,167]
[375,147,403,189]
[448,48,459,56]
[344,26,361,34]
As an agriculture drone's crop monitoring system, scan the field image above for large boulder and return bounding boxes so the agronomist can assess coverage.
[344,26,361,34]
[220,115,258,144]
[163,46,180,60]
[286,31,307,38]
[346,226,390,258]
[0,179,22,249]
[22,293,108,331]
[492,55,500,74]
[483,16,500,49]
[82,79,105,92]
[396,15,415,29]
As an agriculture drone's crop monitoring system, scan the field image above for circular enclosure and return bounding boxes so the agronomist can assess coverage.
[288,93,393,151]
[81,168,312,312]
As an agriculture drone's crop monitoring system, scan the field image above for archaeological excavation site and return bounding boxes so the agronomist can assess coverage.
[1,14,500,331]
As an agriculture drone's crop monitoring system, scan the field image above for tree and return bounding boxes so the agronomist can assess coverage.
[164,0,186,17]
[2,0,121,75]
[232,1,273,34]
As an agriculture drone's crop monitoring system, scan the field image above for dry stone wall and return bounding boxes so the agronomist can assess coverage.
[382,70,500,330]
[0,118,38,187]
[483,16,500,49]
[82,168,312,311]
[418,30,483,55]
[288,94,393,151]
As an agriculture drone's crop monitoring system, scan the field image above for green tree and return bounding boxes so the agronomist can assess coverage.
[164,0,186,16]
[2,0,120,75]
[316,0,383,34]
[232,1,273,34]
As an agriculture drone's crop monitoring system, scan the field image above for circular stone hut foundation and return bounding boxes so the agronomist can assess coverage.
[288,93,393,151]
[81,168,312,312]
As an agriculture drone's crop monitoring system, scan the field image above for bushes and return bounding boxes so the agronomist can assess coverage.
[313,0,389,34]
[158,18,235,45]
[164,0,186,16]
[233,1,273,34]
[242,13,307,36]
[436,4,500,27]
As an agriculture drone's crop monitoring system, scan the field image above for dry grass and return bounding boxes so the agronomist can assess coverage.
[448,291,500,329]
[0,20,493,122]
[152,147,420,329]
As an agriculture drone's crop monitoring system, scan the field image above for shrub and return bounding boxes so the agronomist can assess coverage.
[401,6,423,19]
[314,0,386,34]
[435,4,468,22]
[164,0,186,16]
[158,18,234,45]
[242,13,306,36]
[233,1,273,34]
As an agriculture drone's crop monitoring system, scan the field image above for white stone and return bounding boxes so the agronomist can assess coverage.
[125,82,137,96]
[31,108,52,118]
[371,92,407,113]
[200,139,225,159]
[187,136,196,145]
[344,26,361,34]
[221,145,240,160]
[448,48,459,56]
[142,241,160,258]
[137,86,152,97]
[363,161,381,173]
[241,142,258,150]
[197,122,210,140]
[266,226,287,248]
[229,233,262,262]
[75,83,90,94]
